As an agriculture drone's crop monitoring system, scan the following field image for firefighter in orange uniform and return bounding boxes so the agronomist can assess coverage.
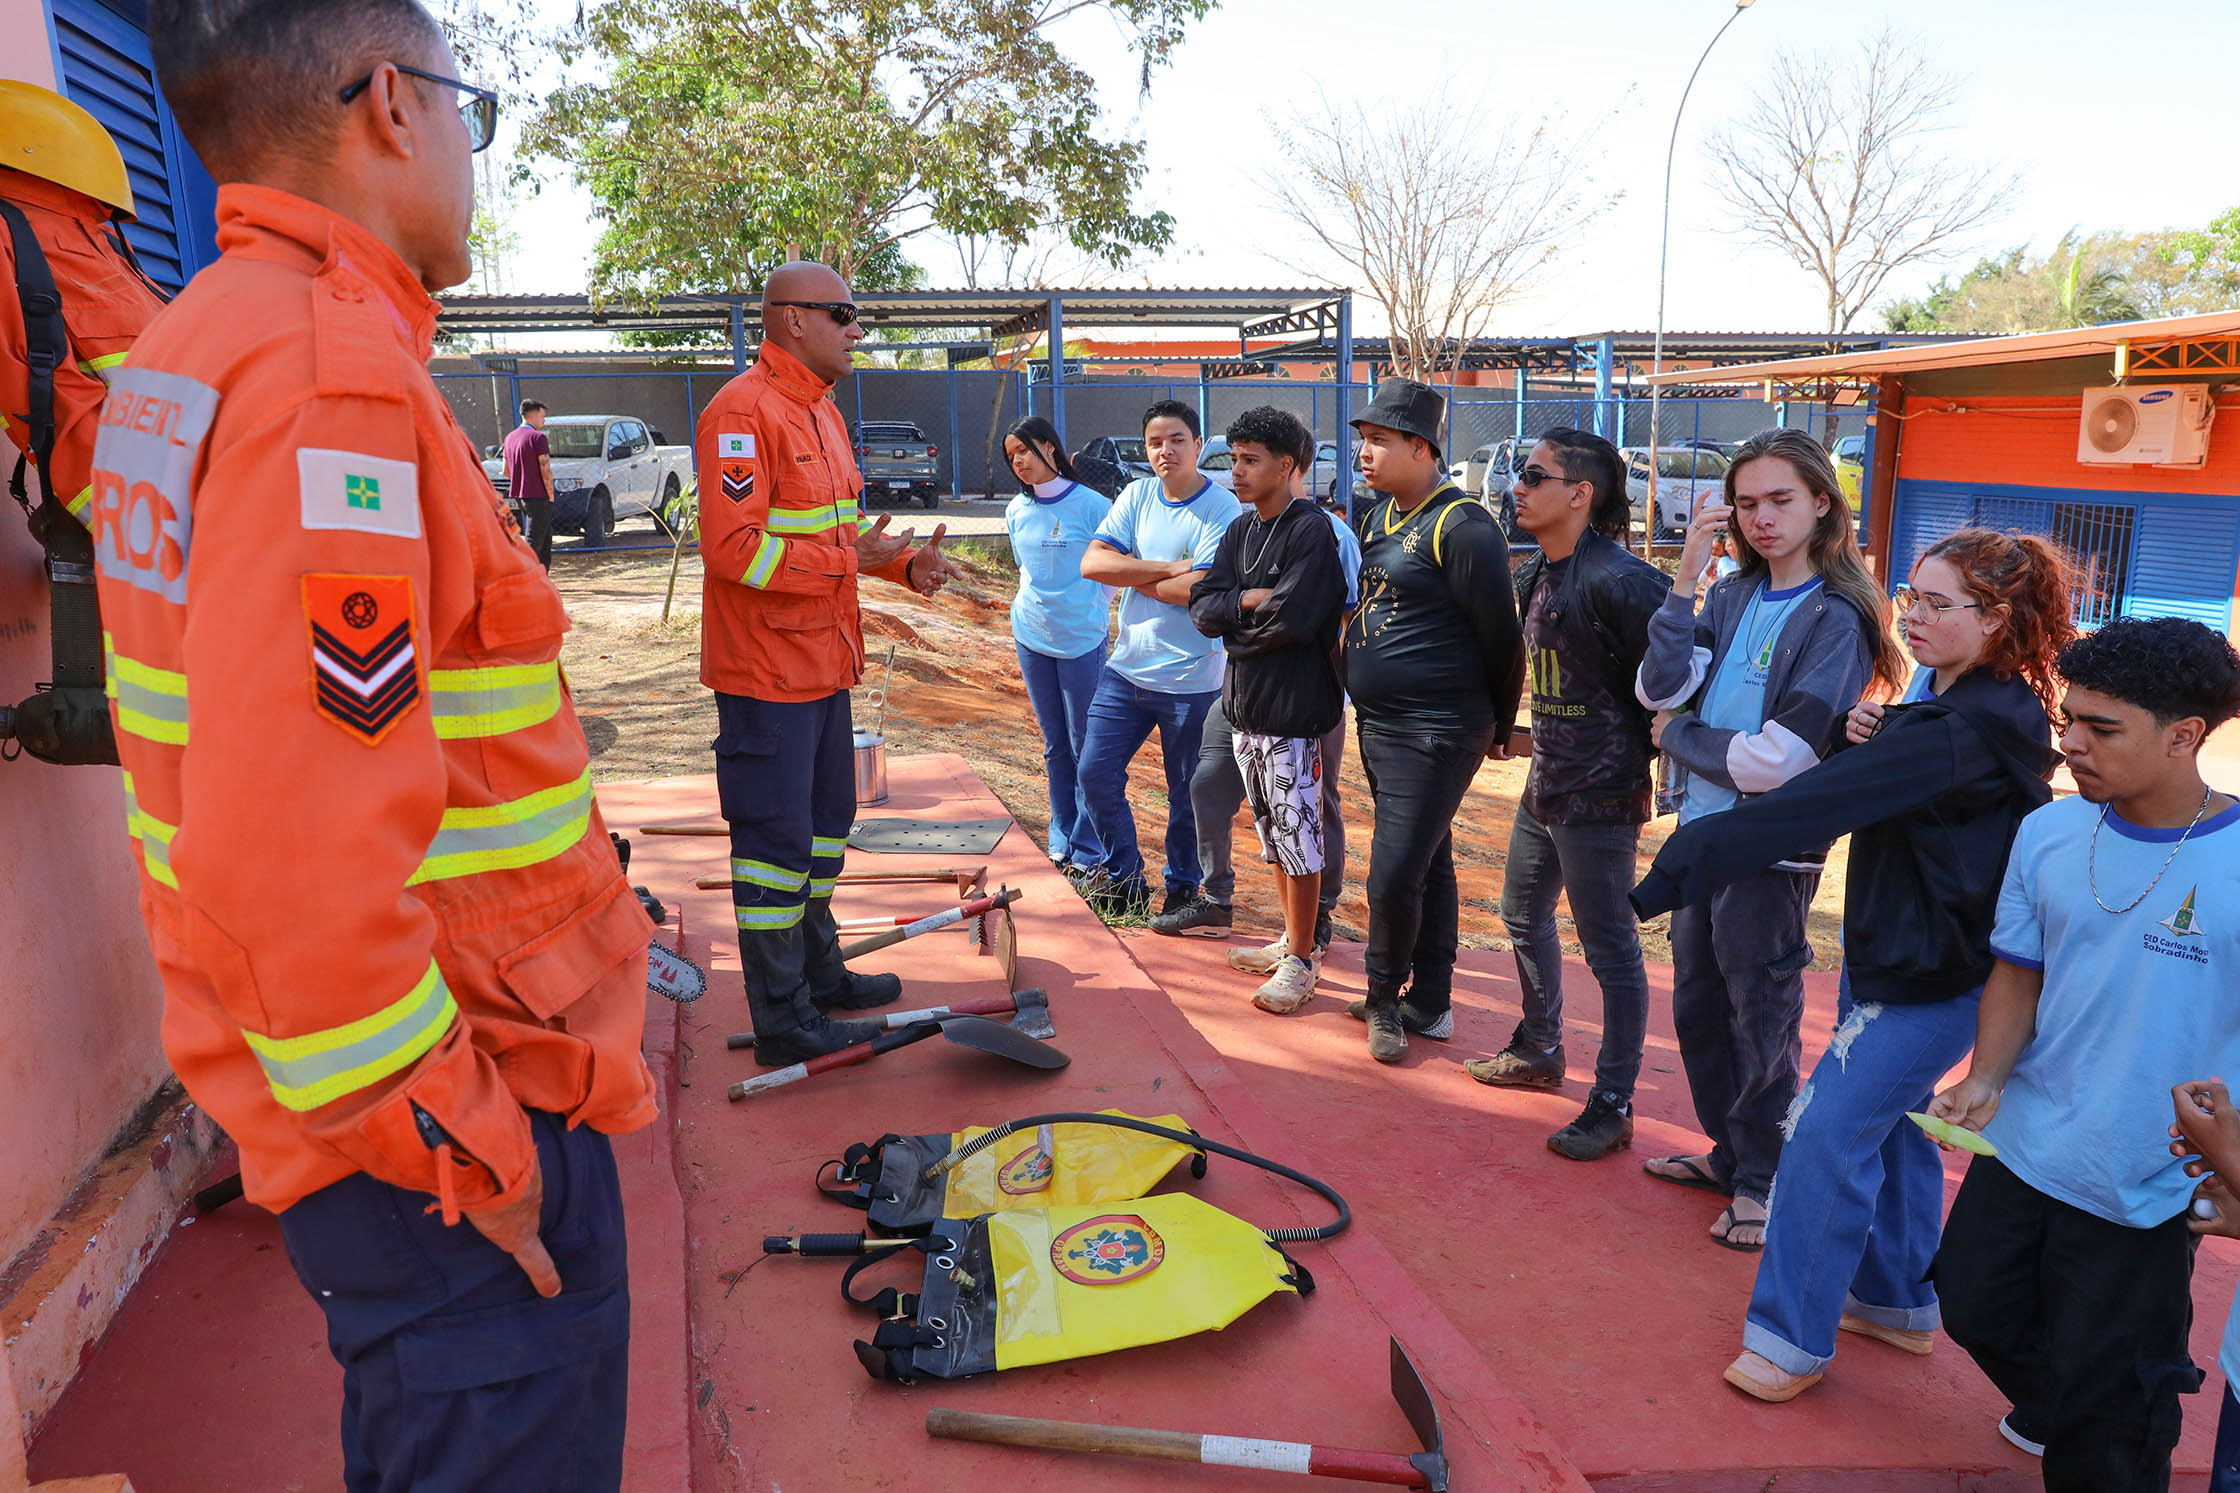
[697,258,960,1062]
[107,6,652,1486]
[0,80,169,765]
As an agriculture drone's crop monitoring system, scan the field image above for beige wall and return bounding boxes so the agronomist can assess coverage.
[0,5,174,1268]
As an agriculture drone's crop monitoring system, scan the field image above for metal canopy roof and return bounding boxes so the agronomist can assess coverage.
[1255,329,1981,373]
[1646,311,2240,386]
[434,287,1343,341]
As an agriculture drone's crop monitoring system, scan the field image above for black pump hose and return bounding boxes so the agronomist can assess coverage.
[928,1111,1348,1243]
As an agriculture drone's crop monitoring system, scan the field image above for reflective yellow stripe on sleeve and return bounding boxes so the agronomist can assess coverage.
[77,351,131,380]
[744,533,785,588]
[104,634,189,745]
[766,504,843,536]
[240,960,458,1112]
[120,771,177,888]
[407,769,595,885]
[429,661,563,740]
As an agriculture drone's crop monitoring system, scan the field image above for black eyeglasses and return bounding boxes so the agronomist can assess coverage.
[339,66,498,153]
[767,300,860,327]
[1516,464,1580,488]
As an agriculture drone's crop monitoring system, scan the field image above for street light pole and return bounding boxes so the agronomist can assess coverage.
[1645,0,1755,553]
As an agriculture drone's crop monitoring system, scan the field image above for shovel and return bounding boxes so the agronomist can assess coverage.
[725,987,1054,1050]
[926,1336,1448,1490]
[727,1014,1069,1101]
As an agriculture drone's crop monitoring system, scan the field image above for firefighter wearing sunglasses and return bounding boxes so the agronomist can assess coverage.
[695,258,963,1067]
[101,5,654,1484]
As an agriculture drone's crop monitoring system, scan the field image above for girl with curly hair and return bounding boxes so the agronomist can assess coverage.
[1633,526,2075,1405]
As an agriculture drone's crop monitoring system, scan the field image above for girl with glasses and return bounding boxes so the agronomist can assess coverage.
[1633,527,2073,1404]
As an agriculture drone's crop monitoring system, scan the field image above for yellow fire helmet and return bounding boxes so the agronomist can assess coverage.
[0,79,134,218]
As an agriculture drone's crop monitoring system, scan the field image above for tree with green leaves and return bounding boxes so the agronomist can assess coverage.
[1884,214,2240,334]
[522,0,1209,303]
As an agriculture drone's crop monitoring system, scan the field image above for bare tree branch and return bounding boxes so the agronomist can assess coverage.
[1259,90,1612,381]
[1706,26,2020,333]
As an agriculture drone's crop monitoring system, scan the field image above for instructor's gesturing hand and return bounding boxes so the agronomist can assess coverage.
[854,512,917,572]
[466,1154,562,1298]
[908,524,961,596]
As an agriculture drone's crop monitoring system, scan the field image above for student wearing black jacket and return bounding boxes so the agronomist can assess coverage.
[1632,528,2072,1406]
[1189,407,1346,1015]
[1465,429,1672,1164]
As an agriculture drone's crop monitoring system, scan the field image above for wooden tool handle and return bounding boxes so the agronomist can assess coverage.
[927,1410,1205,1464]
[640,823,729,836]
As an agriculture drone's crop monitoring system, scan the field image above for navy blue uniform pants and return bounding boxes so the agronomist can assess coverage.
[715,690,854,937]
[279,1108,630,1493]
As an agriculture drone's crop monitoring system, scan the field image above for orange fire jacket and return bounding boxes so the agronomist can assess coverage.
[89,185,655,1217]
[695,341,919,700]
[0,169,166,523]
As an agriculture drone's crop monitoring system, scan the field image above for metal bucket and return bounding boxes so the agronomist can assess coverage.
[854,729,889,807]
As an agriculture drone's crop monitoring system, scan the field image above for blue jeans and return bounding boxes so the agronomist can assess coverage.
[2213,1384,2240,1493]
[1077,666,1218,896]
[1017,641,1106,868]
[1499,804,1650,1099]
[1743,973,1980,1376]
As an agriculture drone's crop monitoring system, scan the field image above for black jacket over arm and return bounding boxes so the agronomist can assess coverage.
[1189,500,1345,738]
[1443,507,1526,746]
[1632,668,2060,1004]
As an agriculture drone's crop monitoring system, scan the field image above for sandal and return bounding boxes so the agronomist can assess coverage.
[1644,1154,1729,1194]
[1711,1198,1768,1252]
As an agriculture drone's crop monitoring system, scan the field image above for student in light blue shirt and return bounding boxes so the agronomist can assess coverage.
[1930,616,2240,1487]
[1075,400,1242,918]
[1003,416,1113,874]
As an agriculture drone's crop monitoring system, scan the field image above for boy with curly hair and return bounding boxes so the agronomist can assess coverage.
[1929,616,2240,1488]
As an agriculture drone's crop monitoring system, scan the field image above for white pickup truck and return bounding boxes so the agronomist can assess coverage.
[482,415,694,544]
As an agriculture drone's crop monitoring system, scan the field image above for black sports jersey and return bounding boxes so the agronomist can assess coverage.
[1344,485,1523,741]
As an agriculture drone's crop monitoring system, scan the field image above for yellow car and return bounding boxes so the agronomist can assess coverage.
[1833,434,1867,503]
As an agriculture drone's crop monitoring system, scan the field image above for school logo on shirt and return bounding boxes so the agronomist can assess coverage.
[2160,887,2205,939]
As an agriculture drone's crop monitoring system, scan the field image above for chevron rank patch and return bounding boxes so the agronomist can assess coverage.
[717,431,756,503]
[302,572,420,745]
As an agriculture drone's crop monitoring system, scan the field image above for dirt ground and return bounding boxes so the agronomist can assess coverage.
[558,539,1846,969]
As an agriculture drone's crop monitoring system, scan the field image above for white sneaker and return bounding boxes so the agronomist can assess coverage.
[1229,936,1290,975]
[1253,954,1319,1014]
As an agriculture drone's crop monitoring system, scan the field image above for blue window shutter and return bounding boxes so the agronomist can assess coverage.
[2126,499,2240,631]
[52,0,218,293]
[1888,480,1976,589]
[1972,493,2055,536]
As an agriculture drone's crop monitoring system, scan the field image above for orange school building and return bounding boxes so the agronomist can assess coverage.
[1654,311,2240,632]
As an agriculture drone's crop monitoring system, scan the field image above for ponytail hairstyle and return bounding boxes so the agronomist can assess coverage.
[1005,416,1077,484]
[1919,528,2078,711]
[1723,428,1908,694]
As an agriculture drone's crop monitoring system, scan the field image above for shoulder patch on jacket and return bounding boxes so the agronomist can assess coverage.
[717,430,757,503]
[299,448,421,537]
[88,365,219,605]
[303,572,420,744]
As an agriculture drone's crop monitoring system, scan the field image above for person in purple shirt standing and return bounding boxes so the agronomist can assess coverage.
[502,398,556,569]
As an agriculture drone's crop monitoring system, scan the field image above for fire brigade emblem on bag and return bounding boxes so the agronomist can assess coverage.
[1051,1214,1165,1285]
[997,1146,1055,1195]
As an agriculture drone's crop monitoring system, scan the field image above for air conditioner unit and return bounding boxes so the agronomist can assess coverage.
[2077,384,2215,468]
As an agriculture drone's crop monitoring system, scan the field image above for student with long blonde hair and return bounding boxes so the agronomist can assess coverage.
[1635,428,1905,1250]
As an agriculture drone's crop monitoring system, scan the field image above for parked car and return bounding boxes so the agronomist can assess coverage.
[1831,433,1867,503]
[1622,445,1730,538]
[1195,437,1238,490]
[482,414,693,543]
[854,421,942,509]
[1470,438,1527,541]
[1074,434,1153,483]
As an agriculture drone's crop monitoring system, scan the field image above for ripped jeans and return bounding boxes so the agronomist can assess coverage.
[1742,973,1980,1376]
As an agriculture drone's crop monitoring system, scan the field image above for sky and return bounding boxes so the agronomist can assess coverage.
[489,0,2240,342]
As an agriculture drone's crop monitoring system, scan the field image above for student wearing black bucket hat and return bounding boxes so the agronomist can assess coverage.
[1340,377,1525,1064]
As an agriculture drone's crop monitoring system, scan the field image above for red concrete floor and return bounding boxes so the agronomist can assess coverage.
[30,752,2240,1490]
[1124,900,2240,1491]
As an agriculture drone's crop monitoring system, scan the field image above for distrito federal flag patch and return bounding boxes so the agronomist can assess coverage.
[298,448,421,538]
[718,432,755,459]
[718,431,757,503]
[302,572,420,745]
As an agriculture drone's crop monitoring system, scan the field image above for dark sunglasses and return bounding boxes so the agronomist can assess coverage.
[339,65,498,153]
[767,299,860,327]
[1516,464,1580,488]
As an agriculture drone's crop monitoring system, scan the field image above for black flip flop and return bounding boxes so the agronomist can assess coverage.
[1644,1154,1729,1194]
[1711,1202,1768,1254]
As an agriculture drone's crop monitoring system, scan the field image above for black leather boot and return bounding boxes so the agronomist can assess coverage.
[738,923,882,1066]
[801,897,903,1012]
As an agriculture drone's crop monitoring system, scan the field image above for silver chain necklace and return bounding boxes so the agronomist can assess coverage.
[2088,786,2214,914]
[1240,500,1294,574]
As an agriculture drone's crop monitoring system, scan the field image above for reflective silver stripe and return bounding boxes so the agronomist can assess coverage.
[735,902,805,931]
[407,770,594,884]
[428,662,563,740]
[121,771,177,888]
[240,961,457,1112]
[105,635,190,745]
[766,504,842,535]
